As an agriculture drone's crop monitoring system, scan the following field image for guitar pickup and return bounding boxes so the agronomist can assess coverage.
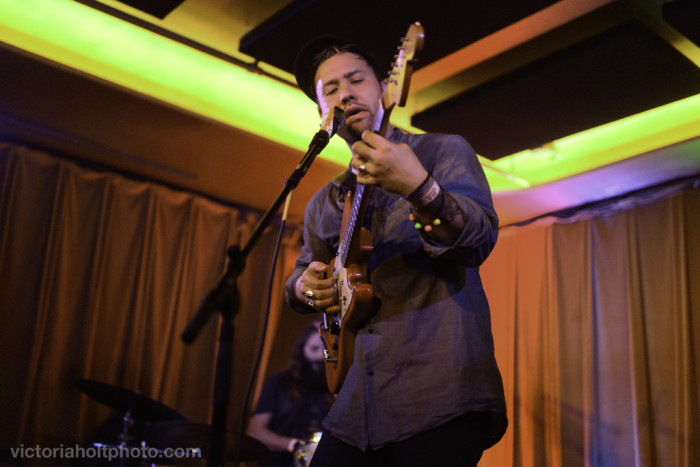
[323,349,338,362]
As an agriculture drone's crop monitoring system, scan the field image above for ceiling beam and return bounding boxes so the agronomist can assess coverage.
[407,0,631,114]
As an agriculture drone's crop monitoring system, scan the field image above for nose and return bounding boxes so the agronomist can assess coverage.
[339,83,355,104]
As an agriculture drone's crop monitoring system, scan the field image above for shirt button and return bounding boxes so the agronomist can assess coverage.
[368,326,374,334]
[367,369,374,376]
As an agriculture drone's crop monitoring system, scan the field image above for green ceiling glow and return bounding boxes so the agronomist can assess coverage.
[496,93,700,188]
[0,0,349,164]
[1,0,698,193]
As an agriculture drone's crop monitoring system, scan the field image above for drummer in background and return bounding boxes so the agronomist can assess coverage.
[248,323,334,467]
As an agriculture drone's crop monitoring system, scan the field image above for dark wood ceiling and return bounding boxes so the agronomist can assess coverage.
[238,0,700,160]
[240,0,561,74]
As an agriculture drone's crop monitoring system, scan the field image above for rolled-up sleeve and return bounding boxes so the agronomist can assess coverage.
[409,134,499,267]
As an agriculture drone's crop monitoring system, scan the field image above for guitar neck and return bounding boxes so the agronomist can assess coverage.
[338,93,393,267]
[338,22,423,268]
[338,183,366,267]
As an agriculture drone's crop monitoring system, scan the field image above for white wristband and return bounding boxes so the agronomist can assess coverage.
[407,176,441,208]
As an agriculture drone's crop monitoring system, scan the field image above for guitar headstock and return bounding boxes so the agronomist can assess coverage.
[379,22,424,135]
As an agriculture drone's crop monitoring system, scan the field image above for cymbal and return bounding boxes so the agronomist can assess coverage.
[75,379,187,422]
[144,421,269,462]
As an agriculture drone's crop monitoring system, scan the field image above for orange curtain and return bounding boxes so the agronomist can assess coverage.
[1,142,699,466]
[480,180,700,467]
[0,143,307,462]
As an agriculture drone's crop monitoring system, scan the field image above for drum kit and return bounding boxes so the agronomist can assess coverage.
[75,378,268,466]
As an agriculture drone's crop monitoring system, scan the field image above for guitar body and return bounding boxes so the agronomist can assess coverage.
[318,23,424,394]
[322,260,374,393]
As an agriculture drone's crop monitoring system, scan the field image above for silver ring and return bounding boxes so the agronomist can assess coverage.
[359,163,366,172]
[304,289,314,299]
[307,297,315,307]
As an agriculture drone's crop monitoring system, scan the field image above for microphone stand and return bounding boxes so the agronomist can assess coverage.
[181,107,344,467]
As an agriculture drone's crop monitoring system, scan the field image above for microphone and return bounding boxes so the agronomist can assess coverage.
[305,106,344,155]
[320,106,346,138]
[286,106,344,187]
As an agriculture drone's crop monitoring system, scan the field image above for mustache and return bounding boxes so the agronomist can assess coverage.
[343,105,368,119]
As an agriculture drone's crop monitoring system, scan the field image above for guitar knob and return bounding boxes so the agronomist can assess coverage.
[330,322,341,335]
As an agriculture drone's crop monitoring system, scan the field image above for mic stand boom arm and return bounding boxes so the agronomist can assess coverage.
[181,107,344,467]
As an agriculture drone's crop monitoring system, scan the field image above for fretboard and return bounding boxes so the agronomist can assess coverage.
[337,183,366,268]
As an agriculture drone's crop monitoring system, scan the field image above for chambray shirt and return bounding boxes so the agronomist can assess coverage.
[285,131,507,450]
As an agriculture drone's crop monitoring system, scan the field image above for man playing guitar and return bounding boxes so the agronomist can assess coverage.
[285,27,507,466]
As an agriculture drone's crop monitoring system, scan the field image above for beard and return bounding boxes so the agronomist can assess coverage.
[339,104,383,144]
[339,121,366,145]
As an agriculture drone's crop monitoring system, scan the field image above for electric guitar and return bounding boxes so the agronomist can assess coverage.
[320,23,425,394]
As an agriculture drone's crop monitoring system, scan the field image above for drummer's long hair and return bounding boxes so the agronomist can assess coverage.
[282,322,333,408]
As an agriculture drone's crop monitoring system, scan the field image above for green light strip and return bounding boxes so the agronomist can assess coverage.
[496,93,700,187]
[0,0,349,163]
[1,0,698,193]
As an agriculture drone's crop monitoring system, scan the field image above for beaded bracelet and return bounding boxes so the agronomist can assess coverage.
[409,212,442,232]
